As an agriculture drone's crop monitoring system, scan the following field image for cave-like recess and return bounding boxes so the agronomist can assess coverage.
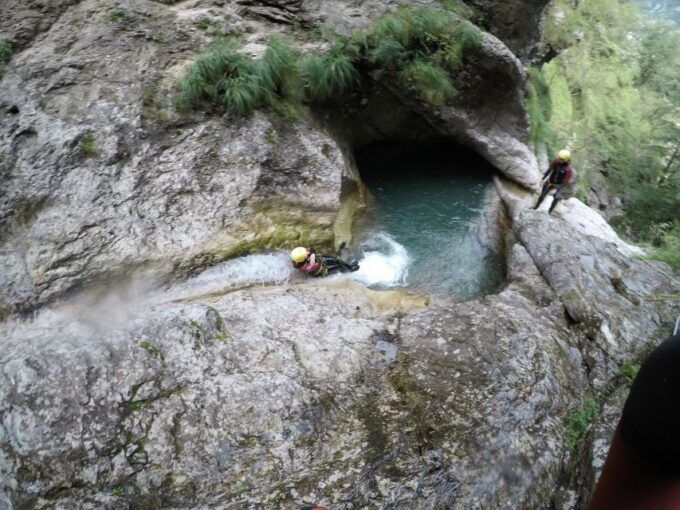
[352,138,506,299]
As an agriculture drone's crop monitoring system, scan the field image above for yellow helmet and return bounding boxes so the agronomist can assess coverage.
[290,247,308,263]
[558,149,571,162]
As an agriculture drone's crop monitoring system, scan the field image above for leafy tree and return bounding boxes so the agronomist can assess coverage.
[529,0,680,268]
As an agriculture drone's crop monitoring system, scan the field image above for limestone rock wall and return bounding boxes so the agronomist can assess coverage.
[0,0,357,313]
[1,188,677,508]
[2,0,679,509]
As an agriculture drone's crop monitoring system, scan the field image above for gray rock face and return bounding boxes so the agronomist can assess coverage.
[0,257,579,509]
[553,385,629,510]
[0,0,543,312]
[431,32,541,189]
[239,0,550,59]
[2,0,679,509]
[2,184,678,508]
[465,0,552,60]
[0,0,84,50]
[0,0,359,312]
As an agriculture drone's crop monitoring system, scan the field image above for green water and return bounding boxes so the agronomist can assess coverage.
[356,141,505,299]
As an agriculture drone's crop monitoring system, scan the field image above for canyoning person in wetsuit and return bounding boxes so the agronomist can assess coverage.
[587,322,680,510]
[290,246,359,277]
[533,149,574,214]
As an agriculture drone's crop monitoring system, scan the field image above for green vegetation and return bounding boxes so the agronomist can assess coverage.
[79,132,99,157]
[139,340,163,359]
[301,45,358,102]
[564,395,601,449]
[655,222,680,269]
[177,37,300,116]
[215,330,230,342]
[177,4,482,114]
[108,8,133,25]
[291,342,304,368]
[265,130,278,145]
[232,481,248,494]
[529,0,680,270]
[189,319,205,351]
[620,360,640,386]
[141,82,169,122]
[111,486,125,497]
[0,39,12,78]
[189,319,204,335]
[127,382,184,413]
[196,17,235,39]
[197,17,217,31]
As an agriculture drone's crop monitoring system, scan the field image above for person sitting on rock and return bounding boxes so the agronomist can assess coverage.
[290,246,359,277]
[532,149,574,215]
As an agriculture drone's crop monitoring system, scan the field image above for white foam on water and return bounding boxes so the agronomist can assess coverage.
[349,232,411,287]
[168,252,294,300]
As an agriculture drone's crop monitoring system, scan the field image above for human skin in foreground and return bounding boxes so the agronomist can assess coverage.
[588,332,680,510]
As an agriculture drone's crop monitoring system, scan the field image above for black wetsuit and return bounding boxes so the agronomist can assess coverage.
[320,255,359,274]
[620,332,680,475]
[588,331,680,509]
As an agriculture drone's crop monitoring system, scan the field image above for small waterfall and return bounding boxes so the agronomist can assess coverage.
[348,233,411,287]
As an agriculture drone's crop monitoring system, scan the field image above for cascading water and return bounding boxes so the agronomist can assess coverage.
[353,140,505,299]
[349,232,410,287]
[27,139,505,309]
[167,252,295,301]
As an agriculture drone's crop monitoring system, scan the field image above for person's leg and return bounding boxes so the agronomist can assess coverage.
[335,257,357,271]
[324,256,359,272]
[548,187,563,214]
[338,258,355,271]
[321,255,340,271]
[533,184,551,209]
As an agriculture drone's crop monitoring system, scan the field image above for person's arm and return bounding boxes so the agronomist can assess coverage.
[588,425,680,510]
[300,253,320,273]
[543,160,557,180]
[562,166,574,186]
[588,332,680,510]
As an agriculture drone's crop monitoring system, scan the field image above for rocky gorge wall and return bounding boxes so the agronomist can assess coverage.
[1,1,679,509]
[0,0,545,313]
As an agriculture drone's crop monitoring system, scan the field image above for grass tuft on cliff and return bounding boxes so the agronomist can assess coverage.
[564,395,601,449]
[177,37,301,115]
[79,132,100,157]
[177,3,482,114]
[398,59,455,106]
[0,39,12,78]
[301,46,359,102]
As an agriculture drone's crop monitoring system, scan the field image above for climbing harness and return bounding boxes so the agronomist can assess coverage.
[312,256,329,277]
